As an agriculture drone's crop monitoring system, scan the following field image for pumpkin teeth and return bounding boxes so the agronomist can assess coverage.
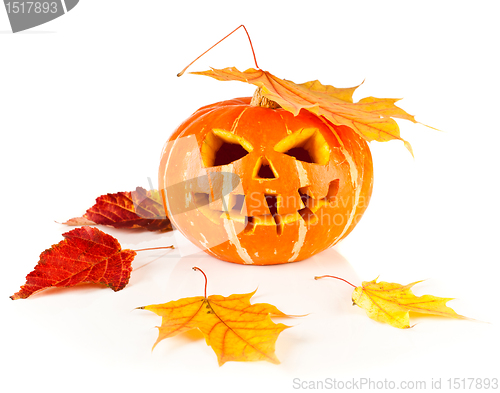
[325,179,340,201]
[243,217,256,234]
[299,186,314,199]
[193,192,209,206]
[264,194,284,236]
[252,215,277,226]
[228,193,246,213]
[300,180,340,211]
[193,181,338,233]
[305,198,327,213]
[264,194,279,217]
[245,193,272,217]
[280,212,302,224]
[298,207,318,225]
[220,210,247,224]
[274,214,284,236]
[193,193,224,225]
[275,192,304,216]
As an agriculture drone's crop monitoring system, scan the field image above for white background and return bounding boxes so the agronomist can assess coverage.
[2,1,499,391]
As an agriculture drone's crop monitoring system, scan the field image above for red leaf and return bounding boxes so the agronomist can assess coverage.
[64,187,172,232]
[11,227,136,300]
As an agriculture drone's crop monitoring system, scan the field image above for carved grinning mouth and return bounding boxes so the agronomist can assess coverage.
[192,179,340,236]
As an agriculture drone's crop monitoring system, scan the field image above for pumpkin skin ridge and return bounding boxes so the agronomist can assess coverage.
[165,97,252,143]
[159,98,373,265]
[317,117,374,245]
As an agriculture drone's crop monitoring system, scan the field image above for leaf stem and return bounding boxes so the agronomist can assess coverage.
[314,275,357,288]
[133,245,175,252]
[193,266,208,298]
[177,24,259,77]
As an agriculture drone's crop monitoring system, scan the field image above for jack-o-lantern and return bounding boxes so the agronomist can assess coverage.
[159,95,373,265]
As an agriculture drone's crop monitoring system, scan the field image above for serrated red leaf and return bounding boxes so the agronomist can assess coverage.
[64,187,172,232]
[11,227,136,300]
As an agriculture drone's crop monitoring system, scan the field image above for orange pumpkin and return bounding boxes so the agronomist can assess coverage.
[159,96,373,265]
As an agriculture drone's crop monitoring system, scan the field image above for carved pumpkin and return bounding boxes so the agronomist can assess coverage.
[159,96,373,265]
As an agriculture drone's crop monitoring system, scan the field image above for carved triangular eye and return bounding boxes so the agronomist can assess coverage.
[201,129,253,167]
[274,127,330,165]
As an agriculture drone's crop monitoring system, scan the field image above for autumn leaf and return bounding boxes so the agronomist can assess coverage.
[11,227,136,299]
[138,267,293,366]
[192,67,417,154]
[315,275,470,329]
[64,187,172,232]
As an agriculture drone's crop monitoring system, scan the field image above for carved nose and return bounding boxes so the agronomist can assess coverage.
[253,156,278,179]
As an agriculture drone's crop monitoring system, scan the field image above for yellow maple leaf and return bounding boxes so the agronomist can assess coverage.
[192,67,417,154]
[138,267,292,366]
[315,275,470,329]
[352,278,470,329]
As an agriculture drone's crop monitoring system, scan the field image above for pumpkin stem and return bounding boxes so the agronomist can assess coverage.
[250,87,281,109]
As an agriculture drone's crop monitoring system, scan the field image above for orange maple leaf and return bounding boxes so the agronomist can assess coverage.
[192,67,417,154]
[138,267,293,366]
[316,275,471,329]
